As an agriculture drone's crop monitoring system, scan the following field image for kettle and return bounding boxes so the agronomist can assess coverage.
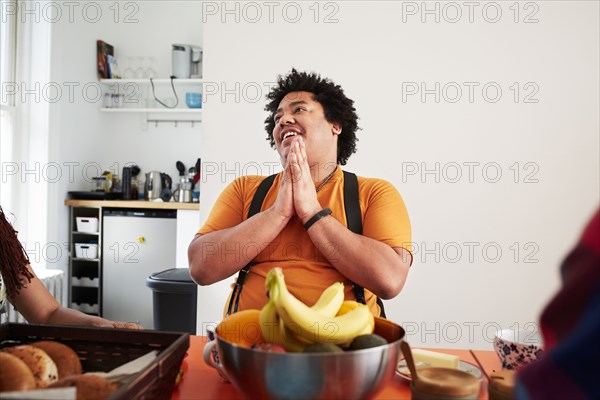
[172,44,203,79]
[145,171,162,201]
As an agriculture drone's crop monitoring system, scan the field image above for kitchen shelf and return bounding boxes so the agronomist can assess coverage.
[69,206,102,316]
[100,78,202,85]
[99,78,202,129]
[100,108,201,114]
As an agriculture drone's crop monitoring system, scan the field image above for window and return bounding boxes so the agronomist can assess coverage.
[1,1,51,265]
[1,0,18,210]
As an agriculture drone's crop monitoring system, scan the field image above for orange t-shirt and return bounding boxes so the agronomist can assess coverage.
[197,167,412,316]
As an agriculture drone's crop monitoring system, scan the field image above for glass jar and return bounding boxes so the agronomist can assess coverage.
[92,177,107,192]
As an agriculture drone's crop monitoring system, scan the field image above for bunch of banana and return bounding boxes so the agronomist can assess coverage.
[259,268,374,352]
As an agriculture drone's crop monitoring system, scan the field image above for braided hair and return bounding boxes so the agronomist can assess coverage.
[0,207,34,300]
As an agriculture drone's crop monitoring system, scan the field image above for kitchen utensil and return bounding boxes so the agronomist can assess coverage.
[203,312,405,400]
[173,185,192,203]
[194,158,201,186]
[401,341,419,383]
[130,164,141,177]
[469,349,489,381]
[176,161,186,179]
[188,167,196,190]
[145,171,162,201]
[172,44,202,79]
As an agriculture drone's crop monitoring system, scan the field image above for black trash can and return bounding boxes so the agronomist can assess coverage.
[146,268,197,334]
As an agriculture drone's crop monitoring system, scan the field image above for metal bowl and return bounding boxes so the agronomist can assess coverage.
[204,312,405,400]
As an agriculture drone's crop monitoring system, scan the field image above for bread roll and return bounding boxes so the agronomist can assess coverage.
[48,374,119,400]
[31,341,82,378]
[0,352,36,392]
[1,345,58,387]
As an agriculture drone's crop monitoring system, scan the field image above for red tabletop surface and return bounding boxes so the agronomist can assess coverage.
[171,336,502,400]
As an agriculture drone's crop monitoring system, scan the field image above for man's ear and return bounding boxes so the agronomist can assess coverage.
[332,123,342,135]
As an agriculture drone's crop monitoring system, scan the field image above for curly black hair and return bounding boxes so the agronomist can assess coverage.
[264,69,360,166]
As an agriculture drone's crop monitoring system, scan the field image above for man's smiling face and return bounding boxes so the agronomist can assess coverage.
[272,91,341,166]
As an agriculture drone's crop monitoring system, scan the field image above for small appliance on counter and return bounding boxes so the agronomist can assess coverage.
[145,171,162,201]
[143,171,174,201]
[121,164,141,200]
[172,44,202,78]
[173,185,192,203]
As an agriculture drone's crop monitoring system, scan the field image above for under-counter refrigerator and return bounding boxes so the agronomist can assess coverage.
[102,209,176,328]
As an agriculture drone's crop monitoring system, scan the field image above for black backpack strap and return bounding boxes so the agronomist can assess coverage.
[343,171,363,234]
[225,174,277,316]
[248,174,277,219]
[343,171,387,319]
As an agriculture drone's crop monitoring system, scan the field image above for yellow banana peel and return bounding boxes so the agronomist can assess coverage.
[266,268,374,345]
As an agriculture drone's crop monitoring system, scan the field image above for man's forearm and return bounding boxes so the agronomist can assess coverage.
[305,215,411,299]
[189,208,290,285]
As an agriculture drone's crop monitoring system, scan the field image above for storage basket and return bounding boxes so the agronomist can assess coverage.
[71,277,100,288]
[0,323,189,400]
[75,243,98,259]
[70,302,100,314]
[76,217,99,233]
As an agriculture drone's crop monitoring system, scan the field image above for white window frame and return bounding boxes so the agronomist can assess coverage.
[1,0,18,209]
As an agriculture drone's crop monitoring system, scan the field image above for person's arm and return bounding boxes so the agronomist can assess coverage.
[189,169,295,285]
[188,210,289,285]
[305,219,411,299]
[289,139,412,299]
[12,264,140,329]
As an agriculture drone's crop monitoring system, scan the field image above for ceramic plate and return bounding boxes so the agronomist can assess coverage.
[396,359,483,381]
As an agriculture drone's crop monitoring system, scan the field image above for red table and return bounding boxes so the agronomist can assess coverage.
[171,336,502,400]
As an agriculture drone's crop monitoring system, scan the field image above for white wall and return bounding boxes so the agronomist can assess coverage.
[198,1,599,348]
[45,1,203,272]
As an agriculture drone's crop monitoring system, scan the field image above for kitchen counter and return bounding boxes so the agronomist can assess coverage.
[64,199,199,210]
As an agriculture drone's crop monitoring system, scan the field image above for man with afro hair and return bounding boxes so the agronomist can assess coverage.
[189,69,412,317]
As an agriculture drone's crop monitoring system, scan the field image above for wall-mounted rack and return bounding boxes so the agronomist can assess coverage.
[99,79,202,130]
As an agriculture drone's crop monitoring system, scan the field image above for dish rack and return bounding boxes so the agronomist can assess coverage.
[0,323,189,400]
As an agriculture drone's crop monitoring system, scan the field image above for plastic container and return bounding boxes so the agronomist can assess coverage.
[74,243,98,259]
[146,268,197,334]
[70,302,99,314]
[185,92,202,108]
[76,217,99,233]
[72,277,99,288]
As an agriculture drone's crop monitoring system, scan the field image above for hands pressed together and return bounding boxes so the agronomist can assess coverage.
[272,137,326,225]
